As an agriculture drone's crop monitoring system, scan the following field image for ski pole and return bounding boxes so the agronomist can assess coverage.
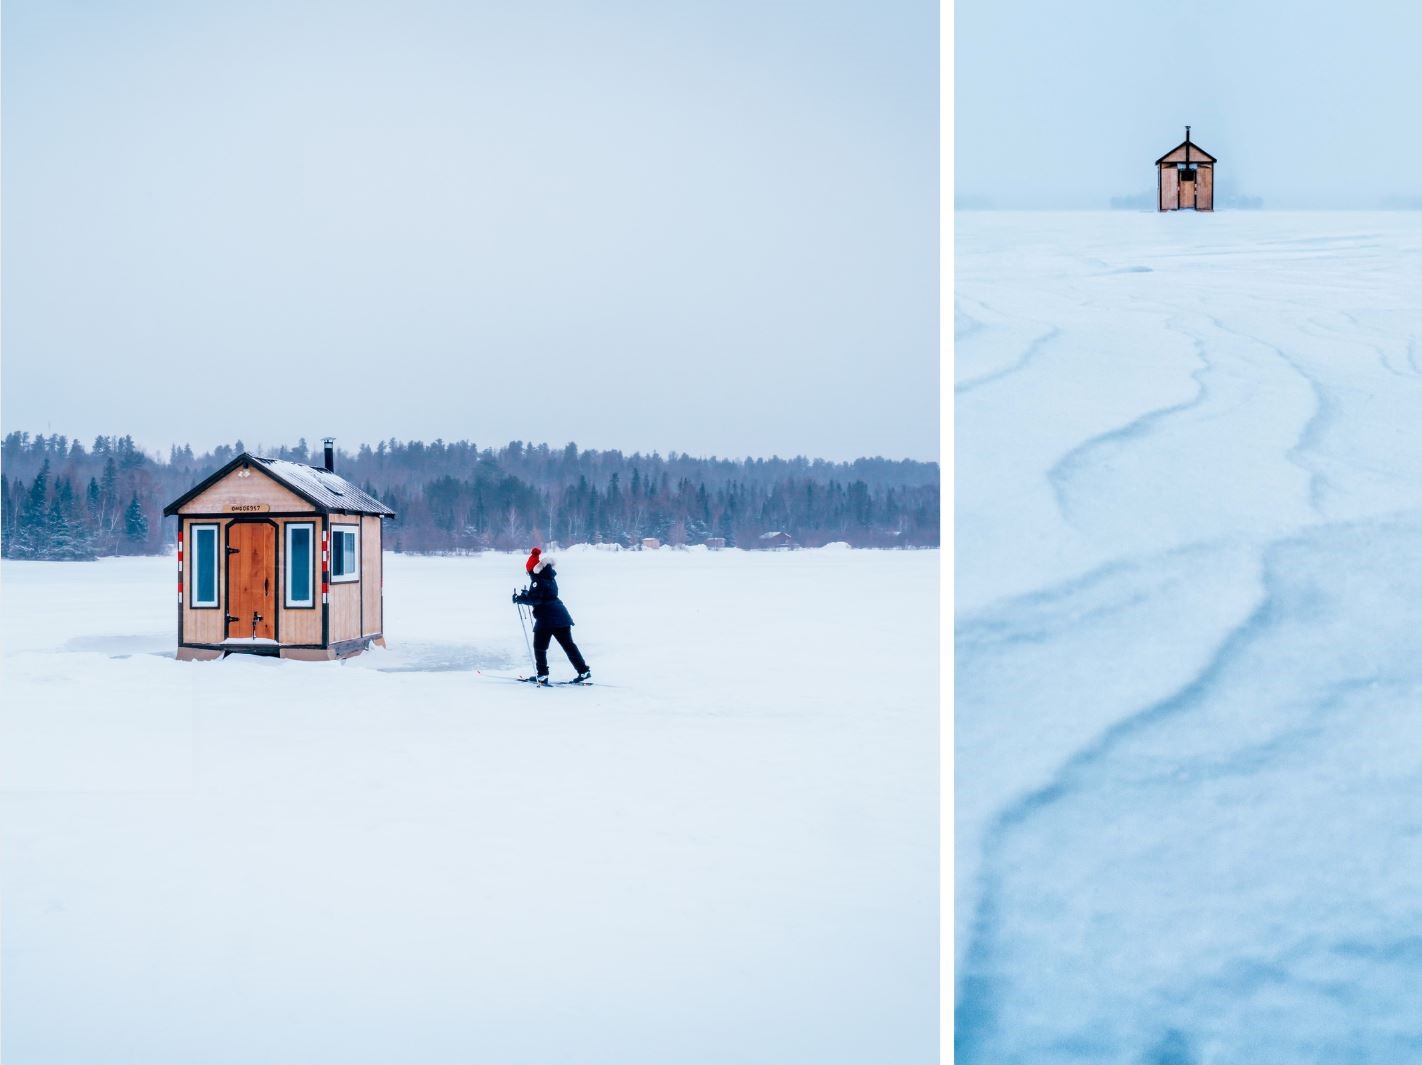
[516,600,536,674]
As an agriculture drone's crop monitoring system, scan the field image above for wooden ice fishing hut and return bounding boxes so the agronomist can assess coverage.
[163,439,395,661]
[1157,126,1216,212]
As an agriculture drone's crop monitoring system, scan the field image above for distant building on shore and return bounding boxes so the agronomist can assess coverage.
[1157,126,1216,212]
[758,531,795,550]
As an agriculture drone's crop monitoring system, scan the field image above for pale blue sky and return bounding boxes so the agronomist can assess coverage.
[2,0,938,462]
[956,0,1422,207]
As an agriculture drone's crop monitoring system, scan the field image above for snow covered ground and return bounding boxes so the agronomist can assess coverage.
[1,546,938,1064]
[956,211,1422,1061]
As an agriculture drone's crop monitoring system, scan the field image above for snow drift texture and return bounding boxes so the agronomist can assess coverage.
[956,211,1422,1062]
[2,547,938,1064]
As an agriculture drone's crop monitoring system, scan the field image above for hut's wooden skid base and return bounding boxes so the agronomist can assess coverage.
[176,635,385,662]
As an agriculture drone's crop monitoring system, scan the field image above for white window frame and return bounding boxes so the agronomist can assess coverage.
[285,522,316,607]
[191,523,220,607]
[330,523,360,583]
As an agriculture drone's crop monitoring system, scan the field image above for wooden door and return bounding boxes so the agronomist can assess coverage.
[1160,166,1179,210]
[1178,167,1197,209]
[227,522,277,640]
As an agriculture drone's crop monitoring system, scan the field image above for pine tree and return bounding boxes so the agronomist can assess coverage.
[5,479,28,557]
[3,432,29,465]
[119,434,144,468]
[12,461,52,559]
[125,493,149,548]
[47,490,96,561]
[98,457,120,554]
[0,472,11,557]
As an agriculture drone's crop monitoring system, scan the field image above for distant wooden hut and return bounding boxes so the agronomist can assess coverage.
[1157,126,1216,212]
[162,440,395,661]
[758,531,795,550]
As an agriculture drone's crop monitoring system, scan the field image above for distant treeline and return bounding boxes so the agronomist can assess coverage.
[1,432,939,559]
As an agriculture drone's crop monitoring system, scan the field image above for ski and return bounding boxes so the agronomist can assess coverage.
[475,670,593,686]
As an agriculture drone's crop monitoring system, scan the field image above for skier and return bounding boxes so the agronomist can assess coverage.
[513,547,591,685]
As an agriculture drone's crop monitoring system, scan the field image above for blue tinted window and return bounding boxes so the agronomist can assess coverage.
[288,525,312,604]
[194,526,217,605]
[331,527,359,580]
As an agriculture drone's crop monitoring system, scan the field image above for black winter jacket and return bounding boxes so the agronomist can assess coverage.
[520,566,574,632]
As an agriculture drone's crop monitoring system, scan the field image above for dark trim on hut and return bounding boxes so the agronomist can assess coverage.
[175,636,380,658]
[186,522,223,610]
[282,520,319,611]
[1154,142,1217,166]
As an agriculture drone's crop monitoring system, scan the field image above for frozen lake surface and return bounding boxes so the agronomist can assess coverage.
[1,546,938,1064]
[956,211,1422,1061]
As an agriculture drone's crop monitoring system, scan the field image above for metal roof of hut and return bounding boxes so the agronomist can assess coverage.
[163,453,394,517]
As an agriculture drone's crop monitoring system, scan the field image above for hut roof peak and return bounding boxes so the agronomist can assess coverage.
[163,450,395,517]
[1155,133,1217,165]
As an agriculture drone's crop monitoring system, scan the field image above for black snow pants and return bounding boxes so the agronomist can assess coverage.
[534,627,588,677]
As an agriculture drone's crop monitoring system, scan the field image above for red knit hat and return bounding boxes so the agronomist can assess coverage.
[525,547,541,573]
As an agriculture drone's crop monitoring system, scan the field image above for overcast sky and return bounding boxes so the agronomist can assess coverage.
[956,0,1422,208]
[2,0,938,464]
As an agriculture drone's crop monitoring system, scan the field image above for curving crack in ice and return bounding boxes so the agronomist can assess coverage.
[956,537,1234,650]
[1304,311,1422,382]
[1289,377,1334,515]
[1045,317,1212,524]
[955,518,1422,1061]
[955,212,1422,1061]
[954,300,986,342]
[955,326,1061,395]
[955,537,1290,1061]
[1203,312,1335,517]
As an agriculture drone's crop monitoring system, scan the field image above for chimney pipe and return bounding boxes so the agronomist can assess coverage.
[323,438,335,472]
